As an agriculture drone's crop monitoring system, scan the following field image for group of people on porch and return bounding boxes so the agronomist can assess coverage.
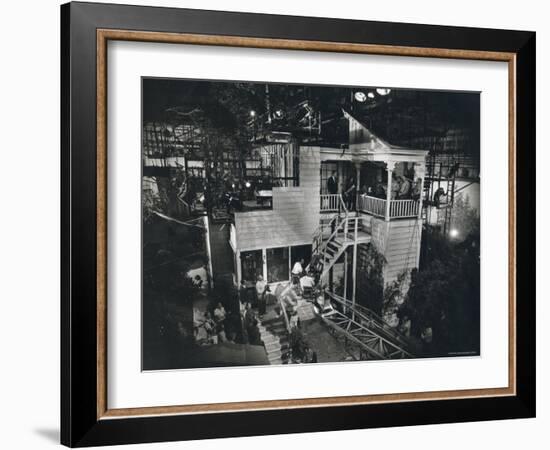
[327,170,422,205]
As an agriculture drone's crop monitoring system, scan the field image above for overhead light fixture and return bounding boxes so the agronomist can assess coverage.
[273,109,284,119]
[250,110,256,117]
[449,229,459,238]
[376,88,391,96]
[245,181,251,188]
[367,92,376,99]
[354,91,367,102]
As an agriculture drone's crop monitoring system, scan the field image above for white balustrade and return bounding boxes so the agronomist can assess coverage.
[357,195,419,219]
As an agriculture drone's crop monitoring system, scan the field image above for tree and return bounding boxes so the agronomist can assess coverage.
[355,243,386,315]
[401,227,480,356]
[451,194,479,241]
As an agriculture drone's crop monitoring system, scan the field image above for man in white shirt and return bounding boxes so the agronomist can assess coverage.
[291,259,305,294]
[292,259,304,277]
[255,275,267,317]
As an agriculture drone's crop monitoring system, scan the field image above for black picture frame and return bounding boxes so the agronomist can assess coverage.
[61,1,535,447]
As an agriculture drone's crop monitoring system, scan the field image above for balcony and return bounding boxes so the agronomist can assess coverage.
[358,195,419,220]
[319,194,419,220]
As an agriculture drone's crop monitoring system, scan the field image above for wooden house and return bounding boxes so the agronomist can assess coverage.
[228,111,429,308]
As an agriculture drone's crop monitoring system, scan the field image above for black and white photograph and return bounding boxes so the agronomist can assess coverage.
[141,78,481,370]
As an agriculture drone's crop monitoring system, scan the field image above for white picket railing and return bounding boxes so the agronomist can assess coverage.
[389,199,419,218]
[358,195,419,219]
[357,195,386,218]
[320,194,343,212]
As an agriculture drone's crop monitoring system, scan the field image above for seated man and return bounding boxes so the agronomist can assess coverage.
[292,258,304,279]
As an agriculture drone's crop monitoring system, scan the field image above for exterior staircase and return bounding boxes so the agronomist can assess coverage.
[296,300,316,322]
[258,314,290,365]
[312,214,371,281]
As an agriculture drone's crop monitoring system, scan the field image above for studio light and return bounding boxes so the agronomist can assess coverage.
[273,109,284,119]
[376,88,391,96]
[450,229,459,238]
[367,91,376,99]
[250,110,256,117]
[354,91,367,102]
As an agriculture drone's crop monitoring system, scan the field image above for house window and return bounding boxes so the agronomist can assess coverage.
[266,247,289,283]
[240,250,263,284]
[291,245,312,269]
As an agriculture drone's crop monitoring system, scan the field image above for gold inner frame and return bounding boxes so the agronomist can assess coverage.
[96,29,517,420]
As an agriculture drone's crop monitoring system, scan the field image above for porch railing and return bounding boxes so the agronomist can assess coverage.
[357,195,419,219]
[357,195,386,218]
[389,198,420,218]
[320,194,347,213]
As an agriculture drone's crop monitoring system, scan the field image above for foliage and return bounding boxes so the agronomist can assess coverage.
[451,194,479,241]
[289,327,309,362]
[383,271,409,312]
[400,226,480,356]
[356,243,386,315]
[142,178,169,223]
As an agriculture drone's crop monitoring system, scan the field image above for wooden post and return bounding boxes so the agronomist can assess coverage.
[385,161,395,221]
[262,248,268,283]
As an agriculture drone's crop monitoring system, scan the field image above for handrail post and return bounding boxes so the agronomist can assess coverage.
[344,218,348,241]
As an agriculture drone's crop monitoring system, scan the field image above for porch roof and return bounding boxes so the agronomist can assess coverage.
[320,109,429,164]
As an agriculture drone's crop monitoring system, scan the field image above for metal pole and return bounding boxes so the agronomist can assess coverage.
[343,249,348,313]
[352,218,358,321]
[355,163,361,212]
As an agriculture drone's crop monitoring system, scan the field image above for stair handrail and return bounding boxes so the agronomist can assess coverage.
[312,214,339,253]
[318,215,360,257]
[338,193,349,217]
[277,284,292,333]
[324,290,413,351]
[325,290,414,358]
[318,217,347,256]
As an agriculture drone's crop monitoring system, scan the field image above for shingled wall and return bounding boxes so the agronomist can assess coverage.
[233,146,320,251]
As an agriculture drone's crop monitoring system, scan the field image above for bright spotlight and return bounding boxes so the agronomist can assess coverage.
[376,88,391,96]
[245,181,251,188]
[450,229,459,238]
[367,91,376,99]
[354,91,367,102]
[250,110,256,117]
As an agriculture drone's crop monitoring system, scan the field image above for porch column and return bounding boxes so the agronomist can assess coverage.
[385,161,396,221]
[355,162,361,211]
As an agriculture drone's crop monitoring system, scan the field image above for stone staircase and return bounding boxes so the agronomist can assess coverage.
[296,300,316,322]
[258,315,290,365]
